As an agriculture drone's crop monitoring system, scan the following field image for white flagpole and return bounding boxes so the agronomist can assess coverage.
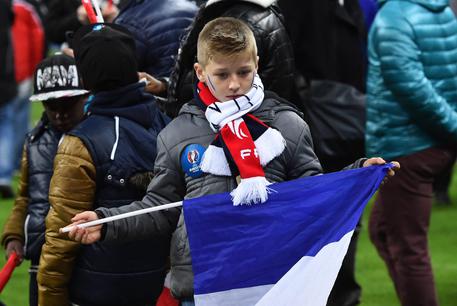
[60,201,183,233]
[91,0,105,23]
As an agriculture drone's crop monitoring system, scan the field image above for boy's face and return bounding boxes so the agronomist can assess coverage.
[43,95,87,133]
[194,51,258,102]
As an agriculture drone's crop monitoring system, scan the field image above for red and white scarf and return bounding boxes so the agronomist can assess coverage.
[196,75,286,205]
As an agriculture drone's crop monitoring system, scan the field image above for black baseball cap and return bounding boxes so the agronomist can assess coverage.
[72,23,138,93]
[30,53,89,102]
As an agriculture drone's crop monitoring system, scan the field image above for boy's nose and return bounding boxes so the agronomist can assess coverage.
[228,77,240,92]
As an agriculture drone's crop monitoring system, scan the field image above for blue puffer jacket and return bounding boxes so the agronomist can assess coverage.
[68,83,170,305]
[115,0,198,77]
[366,0,457,159]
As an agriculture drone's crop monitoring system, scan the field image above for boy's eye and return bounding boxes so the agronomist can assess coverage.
[215,73,228,79]
[238,70,251,77]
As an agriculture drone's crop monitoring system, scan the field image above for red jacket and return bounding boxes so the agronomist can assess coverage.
[12,0,44,82]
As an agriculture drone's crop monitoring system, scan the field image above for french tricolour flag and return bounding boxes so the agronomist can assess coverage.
[183,164,391,306]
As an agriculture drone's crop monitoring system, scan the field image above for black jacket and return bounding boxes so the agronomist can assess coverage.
[24,117,61,262]
[166,0,295,117]
[278,0,367,92]
[0,0,16,106]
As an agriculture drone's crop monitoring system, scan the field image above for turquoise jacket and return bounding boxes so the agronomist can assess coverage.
[366,0,457,159]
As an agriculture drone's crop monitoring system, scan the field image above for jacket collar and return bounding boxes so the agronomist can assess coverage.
[88,82,162,128]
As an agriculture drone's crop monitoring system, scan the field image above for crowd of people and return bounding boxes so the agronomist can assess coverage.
[0,0,456,305]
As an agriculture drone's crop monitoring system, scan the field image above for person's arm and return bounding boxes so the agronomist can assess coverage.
[37,136,96,306]
[97,133,184,242]
[12,1,45,80]
[373,14,457,140]
[138,72,168,96]
[1,145,29,264]
[69,131,184,244]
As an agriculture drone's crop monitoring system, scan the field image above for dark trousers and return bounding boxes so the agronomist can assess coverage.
[29,260,39,306]
[369,146,456,306]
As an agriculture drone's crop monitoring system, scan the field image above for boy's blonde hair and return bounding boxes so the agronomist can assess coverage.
[197,17,257,67]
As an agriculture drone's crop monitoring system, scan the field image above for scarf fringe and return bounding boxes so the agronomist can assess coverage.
[200,145,231,176]
[255,128,286,166]
[231,176,272,206]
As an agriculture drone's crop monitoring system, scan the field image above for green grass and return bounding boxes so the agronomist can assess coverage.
[0,103,42,304]
[357,200,400,306]
[1,103,456,305]
[355,174,457,306]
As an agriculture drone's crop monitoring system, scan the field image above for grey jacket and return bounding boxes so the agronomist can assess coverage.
[97,92,364,299]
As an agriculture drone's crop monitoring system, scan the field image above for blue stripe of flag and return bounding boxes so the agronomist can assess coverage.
[183,164,390,295]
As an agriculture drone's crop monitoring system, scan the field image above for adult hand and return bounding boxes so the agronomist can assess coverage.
[5,240,24,266]
[76,5,90,25]
[138,72,167,95]
[61,47,74,58]
[363,157,400,183]
[66,211,102,244]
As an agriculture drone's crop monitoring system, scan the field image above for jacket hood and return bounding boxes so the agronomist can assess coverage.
[88,82,164,129]
[379,0,449,11]
[206,0,276,8]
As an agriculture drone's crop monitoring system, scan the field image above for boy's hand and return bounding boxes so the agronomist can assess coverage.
[363,157,400,183]
[5,240,24,266]
[66,211,102,244]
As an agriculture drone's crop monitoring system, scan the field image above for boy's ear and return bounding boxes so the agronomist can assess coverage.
[255,56,259,70]
[194,63,206,82]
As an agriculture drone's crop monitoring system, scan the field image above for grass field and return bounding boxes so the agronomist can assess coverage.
[0,104,456,305]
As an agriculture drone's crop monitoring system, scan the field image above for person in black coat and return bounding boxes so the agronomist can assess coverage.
[279,0,367,93]
[159,0,295,118]
[278,1,368,305]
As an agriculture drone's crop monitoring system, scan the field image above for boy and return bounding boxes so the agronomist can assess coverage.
[1,53,88,306]
[37,24,170,306]
[68,17,397,304]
